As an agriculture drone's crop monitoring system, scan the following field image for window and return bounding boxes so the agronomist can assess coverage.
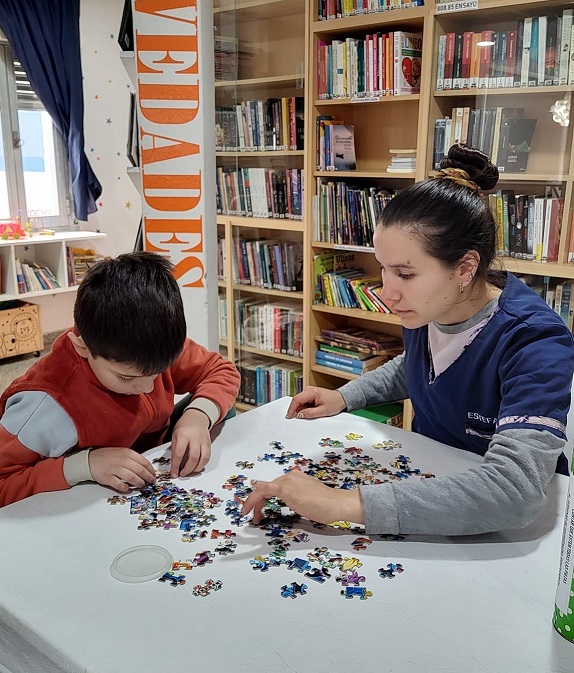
[0,42,72,230]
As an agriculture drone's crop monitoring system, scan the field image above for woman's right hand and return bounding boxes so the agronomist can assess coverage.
[285,386,346,420]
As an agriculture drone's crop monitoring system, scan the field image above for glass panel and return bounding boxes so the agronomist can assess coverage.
[214,0,306,409]
[19,109,61,221]
[0,119,12,220]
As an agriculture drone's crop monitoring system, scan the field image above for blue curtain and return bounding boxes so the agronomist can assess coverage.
[0,0,102,221]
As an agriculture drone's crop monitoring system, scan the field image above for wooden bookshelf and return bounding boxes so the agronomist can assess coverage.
[220,0,574,423]
[300,0,574,430]
[215,0,307,409]
[303,0,430,425]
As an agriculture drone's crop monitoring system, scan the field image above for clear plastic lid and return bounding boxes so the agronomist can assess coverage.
[109,545,174,583]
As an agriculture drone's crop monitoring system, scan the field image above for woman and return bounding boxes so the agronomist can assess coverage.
[243,144,574,536]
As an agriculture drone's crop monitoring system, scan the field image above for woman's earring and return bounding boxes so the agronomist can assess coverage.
[459,282,464,294]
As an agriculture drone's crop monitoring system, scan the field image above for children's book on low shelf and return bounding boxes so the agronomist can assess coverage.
[331,125,356,171]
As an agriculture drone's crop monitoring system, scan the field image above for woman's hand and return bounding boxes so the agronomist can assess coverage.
[285,387,346,420]
[242,469,364,525]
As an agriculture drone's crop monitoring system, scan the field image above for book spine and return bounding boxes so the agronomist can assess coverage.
[315,353,363,374]
[436,34,446,91]
[444,32,455,90]
[505,30,516,88]
[561,10,573,85]
[461,31,472,89]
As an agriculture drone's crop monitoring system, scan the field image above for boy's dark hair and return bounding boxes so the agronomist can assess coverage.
[74,252,186,375]
[379,144,499,281]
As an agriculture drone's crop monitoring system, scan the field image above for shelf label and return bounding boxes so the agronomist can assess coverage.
[334,244,375,253]
[350,96,382,103]
[436,0,478,13]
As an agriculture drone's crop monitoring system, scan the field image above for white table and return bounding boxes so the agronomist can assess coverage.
[0,397,571,673]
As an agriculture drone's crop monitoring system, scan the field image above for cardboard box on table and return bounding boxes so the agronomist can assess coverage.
[0,300,43,360]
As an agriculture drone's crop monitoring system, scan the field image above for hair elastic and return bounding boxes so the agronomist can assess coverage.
[434,167,481,194]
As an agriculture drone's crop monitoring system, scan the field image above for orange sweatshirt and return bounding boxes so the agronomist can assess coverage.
[0,330,240,507]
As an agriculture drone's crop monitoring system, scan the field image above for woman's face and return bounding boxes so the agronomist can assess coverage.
[374,226,472,328]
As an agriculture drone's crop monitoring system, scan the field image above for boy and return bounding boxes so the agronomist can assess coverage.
[0,252,240,507]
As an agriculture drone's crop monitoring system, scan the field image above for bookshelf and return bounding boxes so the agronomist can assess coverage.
[301,0,574,430]
[429,0,574,295]
[214,0,307,409]
[305,2,431,428]
[0,231,106,301]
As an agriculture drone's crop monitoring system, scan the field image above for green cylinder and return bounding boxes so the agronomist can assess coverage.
[553,470,574,643]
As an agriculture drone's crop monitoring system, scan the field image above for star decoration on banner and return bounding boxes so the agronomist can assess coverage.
[94,95,99,100]
[125,201,131,209]
[98,202,104,208]
[24,246,29,252]
[90,148,95,153]
[106,118,112,124]
[110,34,114,39]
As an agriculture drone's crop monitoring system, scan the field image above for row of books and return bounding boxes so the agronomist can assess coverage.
[66,247,103,285]
[316,267,392,314]
[520,276,574,330]
[216,167,304,220]
[313,181,398,247]
[315,327,402,375]
[232,239,303,292]
[237,357,303,407]
[317,0,424,20]
[16,258,60,294]
[316,326,403,373]
[489,193,563,262]
[387,149,416,173]
[235,299,304,357]
[317,119,356,171]
[215,98,304,153]
[317,31,422,99]
[436,12,574,91]
[432,107,536,173]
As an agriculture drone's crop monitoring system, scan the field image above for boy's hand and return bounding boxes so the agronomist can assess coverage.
[170,409,211,477]
[285,387,346,420]
[242,469,364,525]
[89,447,156,492]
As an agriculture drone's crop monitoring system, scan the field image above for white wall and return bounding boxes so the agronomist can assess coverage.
[42,0,140,333]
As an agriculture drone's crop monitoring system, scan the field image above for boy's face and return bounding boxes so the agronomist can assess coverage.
[68,332,158,395]
[87,355,159,395]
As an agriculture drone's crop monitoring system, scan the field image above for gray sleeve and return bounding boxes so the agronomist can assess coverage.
[337,352,408,411]
[359,428,563,536]
[1,391,78,457]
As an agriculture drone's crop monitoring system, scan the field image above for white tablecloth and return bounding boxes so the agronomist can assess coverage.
[0,397,571,673]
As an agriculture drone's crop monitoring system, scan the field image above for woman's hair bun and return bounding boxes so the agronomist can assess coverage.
[439,143,499,191]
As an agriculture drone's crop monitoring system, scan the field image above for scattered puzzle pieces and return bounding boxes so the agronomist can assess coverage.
[193,579,222,596]
[341,586,373,600]
[107,496,127,505]
[345,432,363,441]
[281,582,308,599]
[158,572,186,587]
[378,563,404,579]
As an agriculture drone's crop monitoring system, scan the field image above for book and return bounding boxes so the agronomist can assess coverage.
[350,402,403,427]
[503,118,537,172]
[331,125,356,171]
[315,350,388,372]
[393,32,422,95]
